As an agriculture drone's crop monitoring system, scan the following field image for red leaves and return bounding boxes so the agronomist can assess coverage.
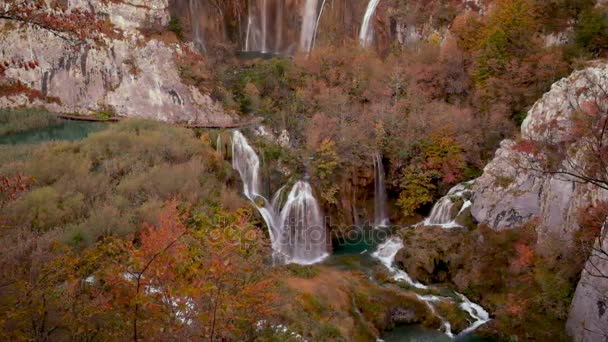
[2,0,119,44]
[513,139,540,155]
[513,243,535,269]
[0,174,33,206]
[139,201,188,258]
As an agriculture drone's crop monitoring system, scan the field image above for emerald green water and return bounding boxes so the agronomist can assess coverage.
[0,120,107,145]
[381,325,494,342]
[323,226,494,342]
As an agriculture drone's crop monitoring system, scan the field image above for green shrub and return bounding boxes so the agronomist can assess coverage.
[574,7,608,55]
[168,17,184,40]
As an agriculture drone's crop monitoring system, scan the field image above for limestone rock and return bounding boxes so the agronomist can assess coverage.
[567,224,608,341]
[0,0,234,126]
[471,64,608,244]
[470,64,608,341]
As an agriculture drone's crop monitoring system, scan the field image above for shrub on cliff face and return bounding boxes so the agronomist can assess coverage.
[395,134,466,217]
[574,6,608,56]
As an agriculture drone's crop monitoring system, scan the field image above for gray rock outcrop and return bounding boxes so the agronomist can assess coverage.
[470,64,608,341]
[471,65,608,243]
[567,223,608,341]
[0,0,234,126]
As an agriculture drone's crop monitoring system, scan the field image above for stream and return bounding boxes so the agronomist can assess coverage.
[230,130,494,341]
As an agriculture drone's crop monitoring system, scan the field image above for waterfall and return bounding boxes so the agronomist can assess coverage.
[261,0,268,52]
[188,0,205,51]
[423,182,472,228]
[373,153,389,227]
[232,131,262,200]
[359,0,381,47]
[310,0,327,51]
[232,131,328,265]
[373,235,490,337]
[216,133,222,155]
[372,237,427,289]
[300,0,320,53]
[277,181,328,264]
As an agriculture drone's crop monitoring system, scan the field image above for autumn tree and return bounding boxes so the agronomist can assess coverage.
[0,0,115,44]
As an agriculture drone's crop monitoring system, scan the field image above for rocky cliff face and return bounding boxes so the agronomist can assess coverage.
[0,0,234,126]
[471,64,608,244]
[567,223,608,341]
[470,64,608,341]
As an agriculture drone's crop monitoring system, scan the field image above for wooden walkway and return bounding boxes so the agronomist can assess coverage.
[58,114,263,129]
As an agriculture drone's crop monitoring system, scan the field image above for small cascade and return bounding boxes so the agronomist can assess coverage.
[423,182,473,228]
[231,131,328,265]
[216,133,222,155]
[372,237,427,289]
[300,0,320,53]
[188,0,205,51]
[359,0,381,47]
[277,181,328,264]
[372,235,490,337]
[373,153,389,227]
[232,131,262,200]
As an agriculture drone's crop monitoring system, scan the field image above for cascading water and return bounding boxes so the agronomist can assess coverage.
[373,153,389,227]
[423,182,473,228]
[310,0,327,51]
[359,0,381,47]
[277,181,328,264]
[232,131,262,200]
[372,235,490,337]
[300,0,320,53]
[243,0,323,54]
[231,131,328,265]
[188,0,206,51]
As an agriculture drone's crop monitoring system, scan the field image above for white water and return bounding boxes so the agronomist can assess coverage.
[188,0,205,51]
[359,0,381,47]
[277,181,329,264]
[232,131,263,200]
[300,0,320,53]
[372,236,490,337]
[310,0,327,52]
[373,153,390,227]
[232,131,328,265]
[423,182,473,228]
[372,237,427,289]
[245,0,269,52]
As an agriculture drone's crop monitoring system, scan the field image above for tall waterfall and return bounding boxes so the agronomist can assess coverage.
[310,0,327,51]
[243,0,323,54]
[245,0,270,52]
[373,153,389,227]
[188,0,205,51]
[232,131,328,265]
[359,0,381,47]
[300,0,320,53]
